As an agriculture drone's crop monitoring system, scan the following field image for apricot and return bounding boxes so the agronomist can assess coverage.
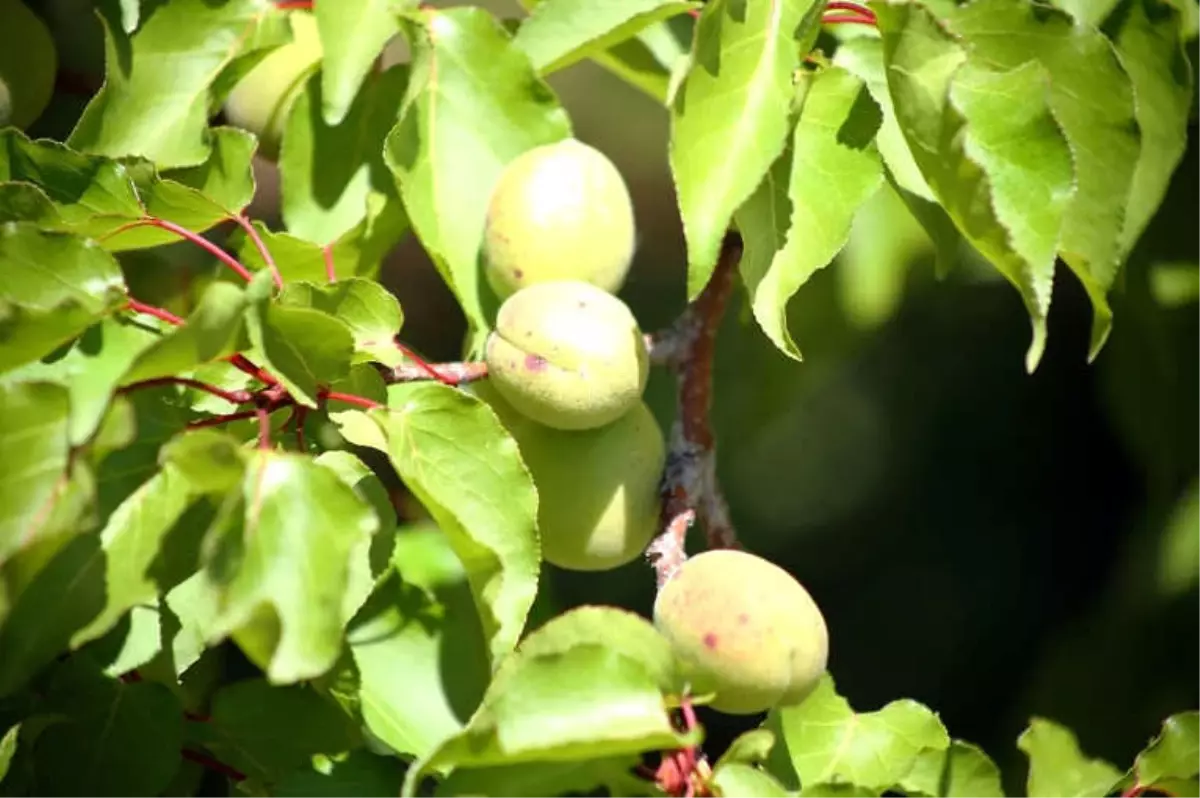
[653,549,829,715]
[485,280,648,431]
[0,0,56,130]
[483,139,637,300]
[477,383,665,572]
[223,11,322,159]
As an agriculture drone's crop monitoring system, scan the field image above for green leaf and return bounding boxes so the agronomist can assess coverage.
[0,382,71,565]
[244,274,355,408]
[712,762,790,797]
[716,728,778,771]
[202,679,361,784]
[162,429,250,496]
[384,6,571,344]
[1135,711,1200,787]
[403,606,692,797]
[0,723,18,783]
[122,281,249,383]
[343,529,490,760]
[276,749,407,797]
[1017,717,1123,797]
[278,278,404,366]
[590,21,690,105]
[1051,0,1122,27]
[899,741,1005,797]
[202,450,378,684]
[936,0,1142,360]
[0,224,127,373]
[874,3,1074,372]
[670,0,821,298]
[769,673,950,791]
[0,535,105,697]
[1105,0,1194,255]
[734,65,883,360]
[514,0,698,75]
[281,66,408,244]
[33,663,183,796]
[332,383,540,667]
[434,755,649,797]
[160,126,258,213]
[314,0,406,127]
[69,0,283,168]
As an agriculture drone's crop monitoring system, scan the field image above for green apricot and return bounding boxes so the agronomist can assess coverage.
[476,382,665,572]
[653,549,829,715]
[485,280,649,431]
[223,11,322,159]
[483,139,637,301]
[0,0,56,130]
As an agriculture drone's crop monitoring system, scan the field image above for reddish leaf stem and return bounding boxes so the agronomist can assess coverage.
[125,298,184,326]
[105,218,255,283]
[257,407,272,449]
[181,749,246,782]
[380,360,488,386]
[228,354,278,385]
[322,244,337,283]
[230,214,283,289]
[187,409,261,430]
[825,0,876,18]
[392,339,460,386]
[646,233,742,588]
[273,0,312,8]
[323,391,382,410]
[120,377,252,406]
[822,13,878,25]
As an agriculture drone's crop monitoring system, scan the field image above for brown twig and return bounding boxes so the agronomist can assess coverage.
[646,233,743,588]
[379,360,489,385]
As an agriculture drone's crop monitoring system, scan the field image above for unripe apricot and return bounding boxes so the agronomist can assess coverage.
[0,0,56,130]
[476,383,665,572]
[223,11,322,159]
[654,549,829,715]
[483,139,637,300]
[485,280,648,431]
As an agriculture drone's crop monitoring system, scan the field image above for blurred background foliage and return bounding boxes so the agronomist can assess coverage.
[23,0,1198,789]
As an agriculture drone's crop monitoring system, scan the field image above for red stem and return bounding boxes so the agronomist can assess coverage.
[393,340,457,386]
[187,409,261,430]
[274,0,312,8]
[181,749,245,782]
[323,391,382,410]
[322,244,337,283]
[125,298,184,326]
[257,407,272,449]
[120,376,251,405]
[822,13,878,25]
[230,214,283,289]
[826,0,875,17]
[228,354,277,385]
[103,218,254,283]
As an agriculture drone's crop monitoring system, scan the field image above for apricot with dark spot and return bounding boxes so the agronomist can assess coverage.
[653,549,829,715]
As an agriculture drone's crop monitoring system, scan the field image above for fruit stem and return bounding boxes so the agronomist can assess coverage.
[230,213,284,289]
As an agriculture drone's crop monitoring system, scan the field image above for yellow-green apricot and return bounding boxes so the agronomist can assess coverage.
[223,11,322,159]
[485,280,649,431]
[483,139,637,301]
[0,0,56,129]
[653,549,829,715]
[475,382,665,572]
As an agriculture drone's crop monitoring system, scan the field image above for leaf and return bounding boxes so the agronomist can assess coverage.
[160,126,258,213]
[590,21,690,105]
[281,65,409,244]
[0,224,127,373]
[874,3,1074,371]
[68,0,284,168]
[276,749,407,797]
[202,679,361,784]
[0,535,106,697]
[712,762,790,797]
[0,723,18,783]
[1017,717,1123,797]
[716,728,777,770]
[1051,0,1122,27]
[403,606,692,797]
[514,0,698,75]
[202,450,379,684]
[670,0,821,298]
[332,383,540,667]
[344,528,490,760]
[122,281,249,383]
[384,6,571,343]
[244,273,355,408]
[434,755,647,798]
[937,0,1142,360]
[0,382,71,565]
[734,65,883,360]
[899,741,1005,797]
[314,0,406,126]
[1135,711,1200,788]
[278,279,403,366]
[768,673,950,791]
[33,663,183,796]
[1105,0,1194,255]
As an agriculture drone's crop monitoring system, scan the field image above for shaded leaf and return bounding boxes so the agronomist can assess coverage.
[899,740,1004,797]
[590,21,690,105]
[1017,717,1123,797]
[712,762,789,797]
[314,0,406,126]
[332,383,539,666]
[0,382,71,565]
[384,6,571,344]
[276,748,407,797]
[0,724,18,783]
[69,0,284,168]
[435,755,648,798]
[769,673,950,791]
[670,0,821,297]
[514,0,698,75]
[122,281,249,383]
[1135,711,1200,787]
[735,65,883,360]
[278,278,404,366]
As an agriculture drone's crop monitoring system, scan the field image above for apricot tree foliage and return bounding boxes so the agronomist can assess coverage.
[0,0,1196,796]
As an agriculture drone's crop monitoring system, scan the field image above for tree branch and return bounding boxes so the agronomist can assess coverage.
[647,233,743,588]
[378,360,488,385]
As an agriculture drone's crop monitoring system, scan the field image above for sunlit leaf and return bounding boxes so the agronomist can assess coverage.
[314,0,407,126]
[1017,717,1123,797]
[899,740,1005,797]
[1135,711,1200,788]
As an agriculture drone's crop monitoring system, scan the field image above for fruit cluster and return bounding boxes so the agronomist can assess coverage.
[474,140,829,716]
